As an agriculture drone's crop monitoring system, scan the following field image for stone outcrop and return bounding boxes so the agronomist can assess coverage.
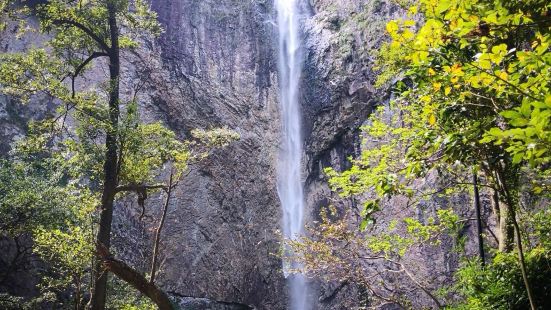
[133,1,407,308]
[113,0,286,308]
[1,0,481,309]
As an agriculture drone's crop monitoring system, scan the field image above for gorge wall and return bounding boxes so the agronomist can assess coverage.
[134,0,405,308]
[112,0,404,308]
[0,0,466,309]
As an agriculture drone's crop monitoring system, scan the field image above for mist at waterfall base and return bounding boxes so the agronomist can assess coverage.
[275,0,309,310]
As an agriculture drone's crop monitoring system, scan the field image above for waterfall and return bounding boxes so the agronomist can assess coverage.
[275,0,308,309]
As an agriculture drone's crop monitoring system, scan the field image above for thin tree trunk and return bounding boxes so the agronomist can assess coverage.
[492,190,514,252]
[472,173,485,265]
[496,170,536,310]
[91,3,120,309]
[509,204,536,310]
[150,172,173,284]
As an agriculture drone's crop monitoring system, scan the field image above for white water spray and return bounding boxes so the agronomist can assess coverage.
[275,0,308,309]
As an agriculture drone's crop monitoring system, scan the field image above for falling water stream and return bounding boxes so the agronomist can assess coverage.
[275,0,308,309]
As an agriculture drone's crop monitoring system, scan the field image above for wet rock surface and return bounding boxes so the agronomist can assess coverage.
[171,294,254,310]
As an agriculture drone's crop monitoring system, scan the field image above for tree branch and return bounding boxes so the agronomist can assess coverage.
[360,256,443,309]
[52,19,110,52]
[150,172,174,284]
[74,52,109,78]
[71,51,109,98]
[115,183,168,194]
[96,244,174,309]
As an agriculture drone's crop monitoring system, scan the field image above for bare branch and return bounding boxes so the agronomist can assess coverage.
[71,51,109,98]
[359,256,443,309]
[74,52,109,78]
[115,183,168,194]
[150,172,174,284]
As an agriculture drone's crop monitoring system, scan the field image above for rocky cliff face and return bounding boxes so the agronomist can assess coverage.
[111,1,404,308]
[301,0,402,214]
[134,1,408,308]
[120,0,285,308]
[1,0,435,309]
[300,1,409,307]
[300,2,486,309]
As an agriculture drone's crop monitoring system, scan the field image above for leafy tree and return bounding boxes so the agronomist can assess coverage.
[0,0,14,31]
[286,206,463,308]
[451,248,551,310]
[0,1,237,309]
[0,155,97,309]
[323,0,551,308]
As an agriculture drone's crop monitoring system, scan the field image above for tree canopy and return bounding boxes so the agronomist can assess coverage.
[292,0,551,308]
[0,1,237,309]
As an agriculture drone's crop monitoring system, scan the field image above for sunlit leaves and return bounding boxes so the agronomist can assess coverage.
[483,96,551,166]
[375,0,551,185]
[0,49,69,102]
[452,248,551,309]
[330,0,551,236]
[0,158,98,236]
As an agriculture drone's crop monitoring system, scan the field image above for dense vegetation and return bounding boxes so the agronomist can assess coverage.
[0,1,236,309]
[289,0,551,309]
[0,0,550,309]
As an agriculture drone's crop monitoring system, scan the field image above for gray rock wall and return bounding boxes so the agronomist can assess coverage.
[136,1,404,308]
[110,0,403,307]
[2,0,464,309]
[300,1,408,308]
[123,0,286,308]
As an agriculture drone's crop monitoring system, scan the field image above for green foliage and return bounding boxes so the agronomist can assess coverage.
[0,49,68,102]
[366,209,462,258]
[0,158,97,236]
[35,0,161,56]
[285,207,463,308]
[450,248,551,310]
[0,293,35,310]
[0,0,8,31]
[379,0,551,176]
[0,0,237,308]
[320,0,551,307]
[365,221,415,257]
[111,101,192,184]
[0,0,28,33]
[34,225,94,283]
[325,103,473,231]
[107,276,156,310]
[326,0,551,231]
[0,156,98,308]
[527,208,551,250]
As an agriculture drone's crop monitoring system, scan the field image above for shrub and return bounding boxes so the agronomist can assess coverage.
[450,248,551,310]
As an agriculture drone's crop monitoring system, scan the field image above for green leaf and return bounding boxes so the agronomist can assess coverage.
[512,152,524,164]
[479,59,492,70]
[520,102,532,118]
[501,110,522,119]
